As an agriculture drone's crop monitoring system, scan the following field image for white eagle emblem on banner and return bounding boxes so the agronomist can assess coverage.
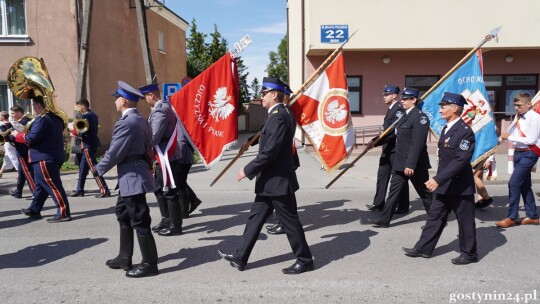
[324,100,348,124]
[208,87,235,122]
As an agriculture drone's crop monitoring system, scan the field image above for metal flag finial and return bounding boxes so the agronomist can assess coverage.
[487,26,502,42]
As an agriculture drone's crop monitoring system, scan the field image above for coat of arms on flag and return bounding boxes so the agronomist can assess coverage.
[290,53,355,172]
[170,52,238,167]
[419,49,498,166]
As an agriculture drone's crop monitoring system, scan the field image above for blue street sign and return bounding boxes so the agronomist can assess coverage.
[321,25,349,43]
[163,83,181,101]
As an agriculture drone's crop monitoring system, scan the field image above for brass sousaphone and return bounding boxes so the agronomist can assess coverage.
[6,56,69,131]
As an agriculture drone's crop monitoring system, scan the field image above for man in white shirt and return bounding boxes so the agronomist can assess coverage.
[496,92,540,227]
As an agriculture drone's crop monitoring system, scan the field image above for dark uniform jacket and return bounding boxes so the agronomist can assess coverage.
[95,109,154,197]
[375,102,405,157]
[244,103,299,196]
[394,106,431,171]
[148,100,193,164]
[19,114,65,165]
[77,110,101,149]
[433,118,476,195]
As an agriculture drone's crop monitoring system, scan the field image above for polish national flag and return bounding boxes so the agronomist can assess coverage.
[290,53,354,172]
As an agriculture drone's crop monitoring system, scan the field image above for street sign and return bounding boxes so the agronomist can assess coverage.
[321,25,349,43]
[163,83,181,101]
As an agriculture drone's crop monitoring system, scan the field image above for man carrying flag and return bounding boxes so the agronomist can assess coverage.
[496,92,540,228]
[218,77,314,274]
[139,83,200,236]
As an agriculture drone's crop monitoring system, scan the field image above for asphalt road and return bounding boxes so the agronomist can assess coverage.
[1,142,539,304]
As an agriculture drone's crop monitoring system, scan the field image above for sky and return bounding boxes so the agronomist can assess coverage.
[165,0,288,85]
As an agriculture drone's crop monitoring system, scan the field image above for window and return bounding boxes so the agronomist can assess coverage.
[404,75,440,99]
[0,0,28,42]
[484,74,538,114]
[0,83,32,113]
[347,76,362,114]
[158,31,165,53]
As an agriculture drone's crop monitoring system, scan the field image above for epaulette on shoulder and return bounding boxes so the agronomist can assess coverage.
[272,109,279,114]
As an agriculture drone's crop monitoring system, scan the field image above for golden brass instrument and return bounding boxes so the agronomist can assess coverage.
[74,118,89,133]
[0,129,12,145]
[6,57,69,132]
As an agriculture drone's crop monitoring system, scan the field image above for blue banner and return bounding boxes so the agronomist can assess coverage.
[419,51,498,165]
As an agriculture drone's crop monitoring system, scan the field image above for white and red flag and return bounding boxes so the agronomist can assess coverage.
[170,52,238,167]
[290,53,354,172]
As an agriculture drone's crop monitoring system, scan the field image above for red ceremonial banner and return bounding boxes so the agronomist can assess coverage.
[170,53,238,167]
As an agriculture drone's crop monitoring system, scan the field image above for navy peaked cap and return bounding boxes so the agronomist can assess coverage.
[262,77,288,93]
[439,92,466,107]
[384,85,400,94]
[138,83,160,95]
[401,87,419,98]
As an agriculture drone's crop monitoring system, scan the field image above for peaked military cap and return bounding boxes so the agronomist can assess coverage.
[439,92,466,107]
[138,83,160,95]
[401,87,420,99]
[262,77,289,93]
[112,81,144,102]
[383,84,400,94]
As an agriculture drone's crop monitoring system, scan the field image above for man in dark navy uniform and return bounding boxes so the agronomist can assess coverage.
[218,77,314,274]
[69,98,110,198]
[95,81,158,278]
[366,85,409,213]
[139,83,200,237]
[14,97,71,222]
[7,106,35,199]
[372,87,432,228]
[403,92,477,265]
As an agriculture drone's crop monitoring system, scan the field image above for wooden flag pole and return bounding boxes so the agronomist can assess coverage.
[209,30,358,187]
[420,26,501,101]
[325,116,402,189]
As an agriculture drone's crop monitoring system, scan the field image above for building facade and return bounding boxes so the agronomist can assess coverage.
[0,0,188,144]
[287,0,540,131]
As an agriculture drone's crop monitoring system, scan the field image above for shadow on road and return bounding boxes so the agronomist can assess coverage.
[0,238,107,269]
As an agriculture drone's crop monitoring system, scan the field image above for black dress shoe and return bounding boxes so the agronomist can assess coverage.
[125,263,159,278]
[21,208,42,219]
[151,219,170,232]
[475,197,494,209]
[282,261,314,274]
[95,192,111,198]
[46,215,72,223]
[266,223,279,230]
[158,226,183,236]
[217,250,245,271]
[267,225,285,235]
[106,256,132,270]
[366,204,383,211]
[451,256,478,265]
[69,191,84,197]
[188,198,202,215]
[10,191,22,199]
[394,209,409,215]
[369,219,389,228]
[402,247,431,258]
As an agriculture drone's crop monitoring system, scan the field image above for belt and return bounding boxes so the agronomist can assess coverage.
[121,154,145,164]
[515,148,531,152]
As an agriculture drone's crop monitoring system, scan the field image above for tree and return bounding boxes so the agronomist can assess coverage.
[249,77,261,100]
[186,19,208,77]
[266,35,288,82]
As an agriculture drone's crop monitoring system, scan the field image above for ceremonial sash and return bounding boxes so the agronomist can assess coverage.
[154,126,178,190]
[513,115,540,157]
